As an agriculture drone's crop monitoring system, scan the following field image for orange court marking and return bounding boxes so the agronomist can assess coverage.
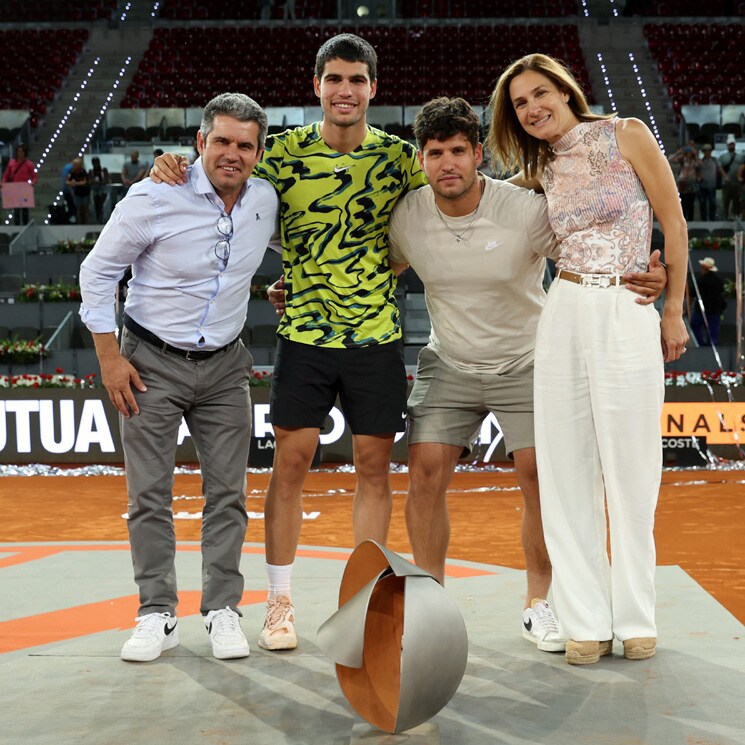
[0,589,267,655]
[0,545,65,569]
[0,543,494,654]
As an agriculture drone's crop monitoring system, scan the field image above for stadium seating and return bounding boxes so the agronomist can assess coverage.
[646,24,745,115]
[0,0,115,23]
[122,24,592,109]
[626,0,744,15]
[157,0,579,19]
[0,29,89,126]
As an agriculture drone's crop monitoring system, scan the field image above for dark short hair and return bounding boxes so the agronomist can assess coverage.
[413,97,481,151]
[314,33,377,82]
[200,92,268,151]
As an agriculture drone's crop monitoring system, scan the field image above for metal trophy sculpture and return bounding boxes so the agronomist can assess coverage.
[317,541,468,734]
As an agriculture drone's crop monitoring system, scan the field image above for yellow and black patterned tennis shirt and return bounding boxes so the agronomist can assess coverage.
[253,123,426,348]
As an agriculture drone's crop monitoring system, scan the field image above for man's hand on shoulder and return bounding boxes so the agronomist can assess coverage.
[150,153,189,185]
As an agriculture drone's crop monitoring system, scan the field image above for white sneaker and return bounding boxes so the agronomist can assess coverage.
[258,595,298,651]
[205,607,250,659]
[522,598,566,652]
[121,612,179,662]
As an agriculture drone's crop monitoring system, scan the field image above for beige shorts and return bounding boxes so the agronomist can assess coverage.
[407,347,535,457]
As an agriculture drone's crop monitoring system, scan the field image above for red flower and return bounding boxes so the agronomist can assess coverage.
[55,367,64,374]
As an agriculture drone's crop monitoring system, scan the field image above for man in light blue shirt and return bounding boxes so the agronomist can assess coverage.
[80,93,279,663]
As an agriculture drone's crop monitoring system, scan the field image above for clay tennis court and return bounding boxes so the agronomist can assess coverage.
[3,465,744,624]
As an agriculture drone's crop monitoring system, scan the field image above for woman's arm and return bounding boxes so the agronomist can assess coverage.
[506,171,543,192]
[616,117,688,362]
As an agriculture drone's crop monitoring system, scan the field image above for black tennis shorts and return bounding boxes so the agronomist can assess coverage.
[269,336,408,434]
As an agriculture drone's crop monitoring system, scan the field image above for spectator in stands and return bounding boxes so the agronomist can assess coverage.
[669,145,698,221]
[121,150,146,196]
[283,0,295,18]
[2,144,37,225]
[488,53,687,665]
[79,93,279,663]
[718,135,744,220]
[66,157,91,225]
[60,161,75,218]
[259,0,272,19]
[696,144,718,221]
[689,257,726,347]
[88,156,110,224]
[151,33,426,654]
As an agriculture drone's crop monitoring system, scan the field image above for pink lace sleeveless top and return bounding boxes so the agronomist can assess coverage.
[543,118,652,274]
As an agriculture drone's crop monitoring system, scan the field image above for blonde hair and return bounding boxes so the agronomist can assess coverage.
[486,53,609,179]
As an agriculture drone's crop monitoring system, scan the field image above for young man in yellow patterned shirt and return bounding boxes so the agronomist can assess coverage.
[151,34,426,651]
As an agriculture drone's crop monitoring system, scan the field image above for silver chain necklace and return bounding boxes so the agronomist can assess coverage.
[433,177,484,244]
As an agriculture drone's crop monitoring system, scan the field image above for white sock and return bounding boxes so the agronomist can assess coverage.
[266,562,293,600]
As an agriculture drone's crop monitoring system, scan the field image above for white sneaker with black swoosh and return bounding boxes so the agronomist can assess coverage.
[121,612,179,662]
[521,598,566,652]
[205,607,250,659]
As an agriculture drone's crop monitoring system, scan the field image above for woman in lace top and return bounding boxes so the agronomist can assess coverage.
[487,53,687,666]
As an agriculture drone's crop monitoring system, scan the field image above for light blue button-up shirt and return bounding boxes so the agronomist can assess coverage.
[80,158,279,351]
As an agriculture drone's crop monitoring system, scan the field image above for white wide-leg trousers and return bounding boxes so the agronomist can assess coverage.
[534,278,664,642]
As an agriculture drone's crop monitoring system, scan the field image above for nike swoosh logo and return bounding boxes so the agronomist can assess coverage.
[333,165,351,173]
[523,619,532,632]
[401,412,407,419]
[164,621,177,636]
[485,241,499,251]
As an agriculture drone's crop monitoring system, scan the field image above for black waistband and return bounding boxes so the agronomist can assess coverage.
[123,314,239,361]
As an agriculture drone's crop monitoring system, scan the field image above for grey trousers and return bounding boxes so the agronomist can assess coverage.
[120,327,253,617]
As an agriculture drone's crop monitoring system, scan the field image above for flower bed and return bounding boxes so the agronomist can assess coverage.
[0,338,47,364]
[17,283,81,302]
[249,370,272,387]
[0,371,97,389]
[0,365,737,389]
[0,368,276,388]
[665,370,742,387]
[55,238,96,254]
[689,236,734,251]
